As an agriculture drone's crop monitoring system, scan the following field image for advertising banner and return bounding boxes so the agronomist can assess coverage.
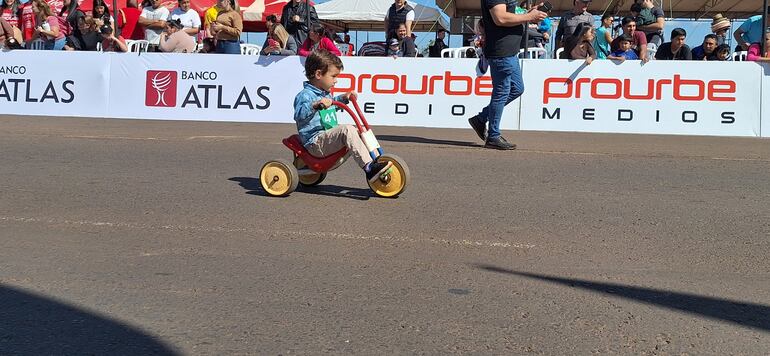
[108,54,508,129]
[1,50,767,139]
[520,60,762,137]
[333,57,518,130]
[108,53,303,123]
[0,51,109,118]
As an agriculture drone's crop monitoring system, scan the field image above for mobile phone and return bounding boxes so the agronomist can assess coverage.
[537,1,552,12]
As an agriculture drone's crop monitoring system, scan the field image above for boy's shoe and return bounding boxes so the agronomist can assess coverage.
[468,115,487,141]
[484,136,517,150]
[366,160,394,183]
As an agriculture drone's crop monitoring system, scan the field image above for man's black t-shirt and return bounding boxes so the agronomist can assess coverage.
[654,42,692,60]
[481,0,523,58]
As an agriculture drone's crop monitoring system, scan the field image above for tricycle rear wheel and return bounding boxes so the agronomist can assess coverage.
[293,156,326,187]
[259,159,299,196]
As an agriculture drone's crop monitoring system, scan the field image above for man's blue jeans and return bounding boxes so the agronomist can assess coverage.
[476,55,524,140]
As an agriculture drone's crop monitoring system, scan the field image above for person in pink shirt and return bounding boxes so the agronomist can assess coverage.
[747,31,770,62]
[31,0,65,49]
[298,24,340,56]
[158,18,195,52]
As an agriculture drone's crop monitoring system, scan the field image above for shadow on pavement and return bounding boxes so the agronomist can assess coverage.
[377,135,480,148]
[229,177,372,200]
[0,284,179,355]
[474,264,770,332]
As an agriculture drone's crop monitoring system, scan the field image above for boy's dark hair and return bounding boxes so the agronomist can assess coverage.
[619,34,634,43]
[304,49,343,80]
[670,27,686,39]
[621,16,636,26]
[601,14,612,21]
[630,3,641,13]
[704,33,717,41]
[266,14,277,23]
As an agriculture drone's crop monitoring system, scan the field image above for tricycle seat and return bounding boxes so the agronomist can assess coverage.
[282,134,349,173]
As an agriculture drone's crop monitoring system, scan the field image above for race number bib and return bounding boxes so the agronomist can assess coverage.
[319,107,338,130]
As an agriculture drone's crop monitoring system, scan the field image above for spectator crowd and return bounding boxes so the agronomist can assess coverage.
[0,0,767,62]
[553,0,769,63]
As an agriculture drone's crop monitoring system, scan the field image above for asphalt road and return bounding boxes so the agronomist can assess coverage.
[1,115,769,355]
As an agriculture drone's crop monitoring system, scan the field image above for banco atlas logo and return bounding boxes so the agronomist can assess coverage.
[145,70,177,107]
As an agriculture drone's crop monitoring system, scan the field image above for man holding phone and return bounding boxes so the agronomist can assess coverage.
[466,0,547,150]
[554,0,593,57]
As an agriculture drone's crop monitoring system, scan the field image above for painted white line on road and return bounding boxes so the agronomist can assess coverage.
[525,150,770,162]
[186,136,248,140]
[63,135,167,141]
[0,216,534,249]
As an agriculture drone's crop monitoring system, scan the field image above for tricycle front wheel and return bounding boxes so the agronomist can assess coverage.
[367,154,409,198]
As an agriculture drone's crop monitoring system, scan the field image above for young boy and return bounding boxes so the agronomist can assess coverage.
[387,38,401,57]
[294,49,393,184]
[608,35,639,61]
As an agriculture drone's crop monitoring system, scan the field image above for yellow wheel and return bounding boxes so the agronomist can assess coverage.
[367,153,409,198]
[293,156,326,187]
[259,159,298,197]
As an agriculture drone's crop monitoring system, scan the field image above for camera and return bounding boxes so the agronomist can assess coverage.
[537,1,552,13]
[5,37,22,50]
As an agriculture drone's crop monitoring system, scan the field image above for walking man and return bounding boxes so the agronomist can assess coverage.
[467,0,546,150]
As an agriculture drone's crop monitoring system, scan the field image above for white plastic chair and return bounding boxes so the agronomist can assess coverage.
[240,43,260,55]
[454,46,476,58]
[127,39,149,53]
[519,47,547,59]
[96,41,103,52]
[733,51,747,61]
[440,48,454,58]
[336,43,349,56]
[555,47,564,59]
[646,42,658,60]
[28,39,45,50]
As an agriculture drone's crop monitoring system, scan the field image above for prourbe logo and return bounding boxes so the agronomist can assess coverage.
[332,72,492,96]
[543,75,737,104]
[145,70,178,107]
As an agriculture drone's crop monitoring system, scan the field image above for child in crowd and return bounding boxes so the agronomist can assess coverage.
[473,20,488,74]
[608,35,639,61]
[386,38,401,57]
[294,50,393,184]
[198,37,215,53]
[715,44,730,61]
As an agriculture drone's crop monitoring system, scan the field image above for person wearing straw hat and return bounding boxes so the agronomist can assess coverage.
[711,13,730,46]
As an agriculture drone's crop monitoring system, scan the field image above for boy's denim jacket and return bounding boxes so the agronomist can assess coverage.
[293,81,349,147]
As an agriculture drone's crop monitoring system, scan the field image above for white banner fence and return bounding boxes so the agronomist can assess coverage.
[0,51,767,138]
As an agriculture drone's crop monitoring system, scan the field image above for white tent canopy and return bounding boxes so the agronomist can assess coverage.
[316,0,449,32]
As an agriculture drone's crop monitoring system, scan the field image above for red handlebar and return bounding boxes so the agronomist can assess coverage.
[331,97,370,134]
